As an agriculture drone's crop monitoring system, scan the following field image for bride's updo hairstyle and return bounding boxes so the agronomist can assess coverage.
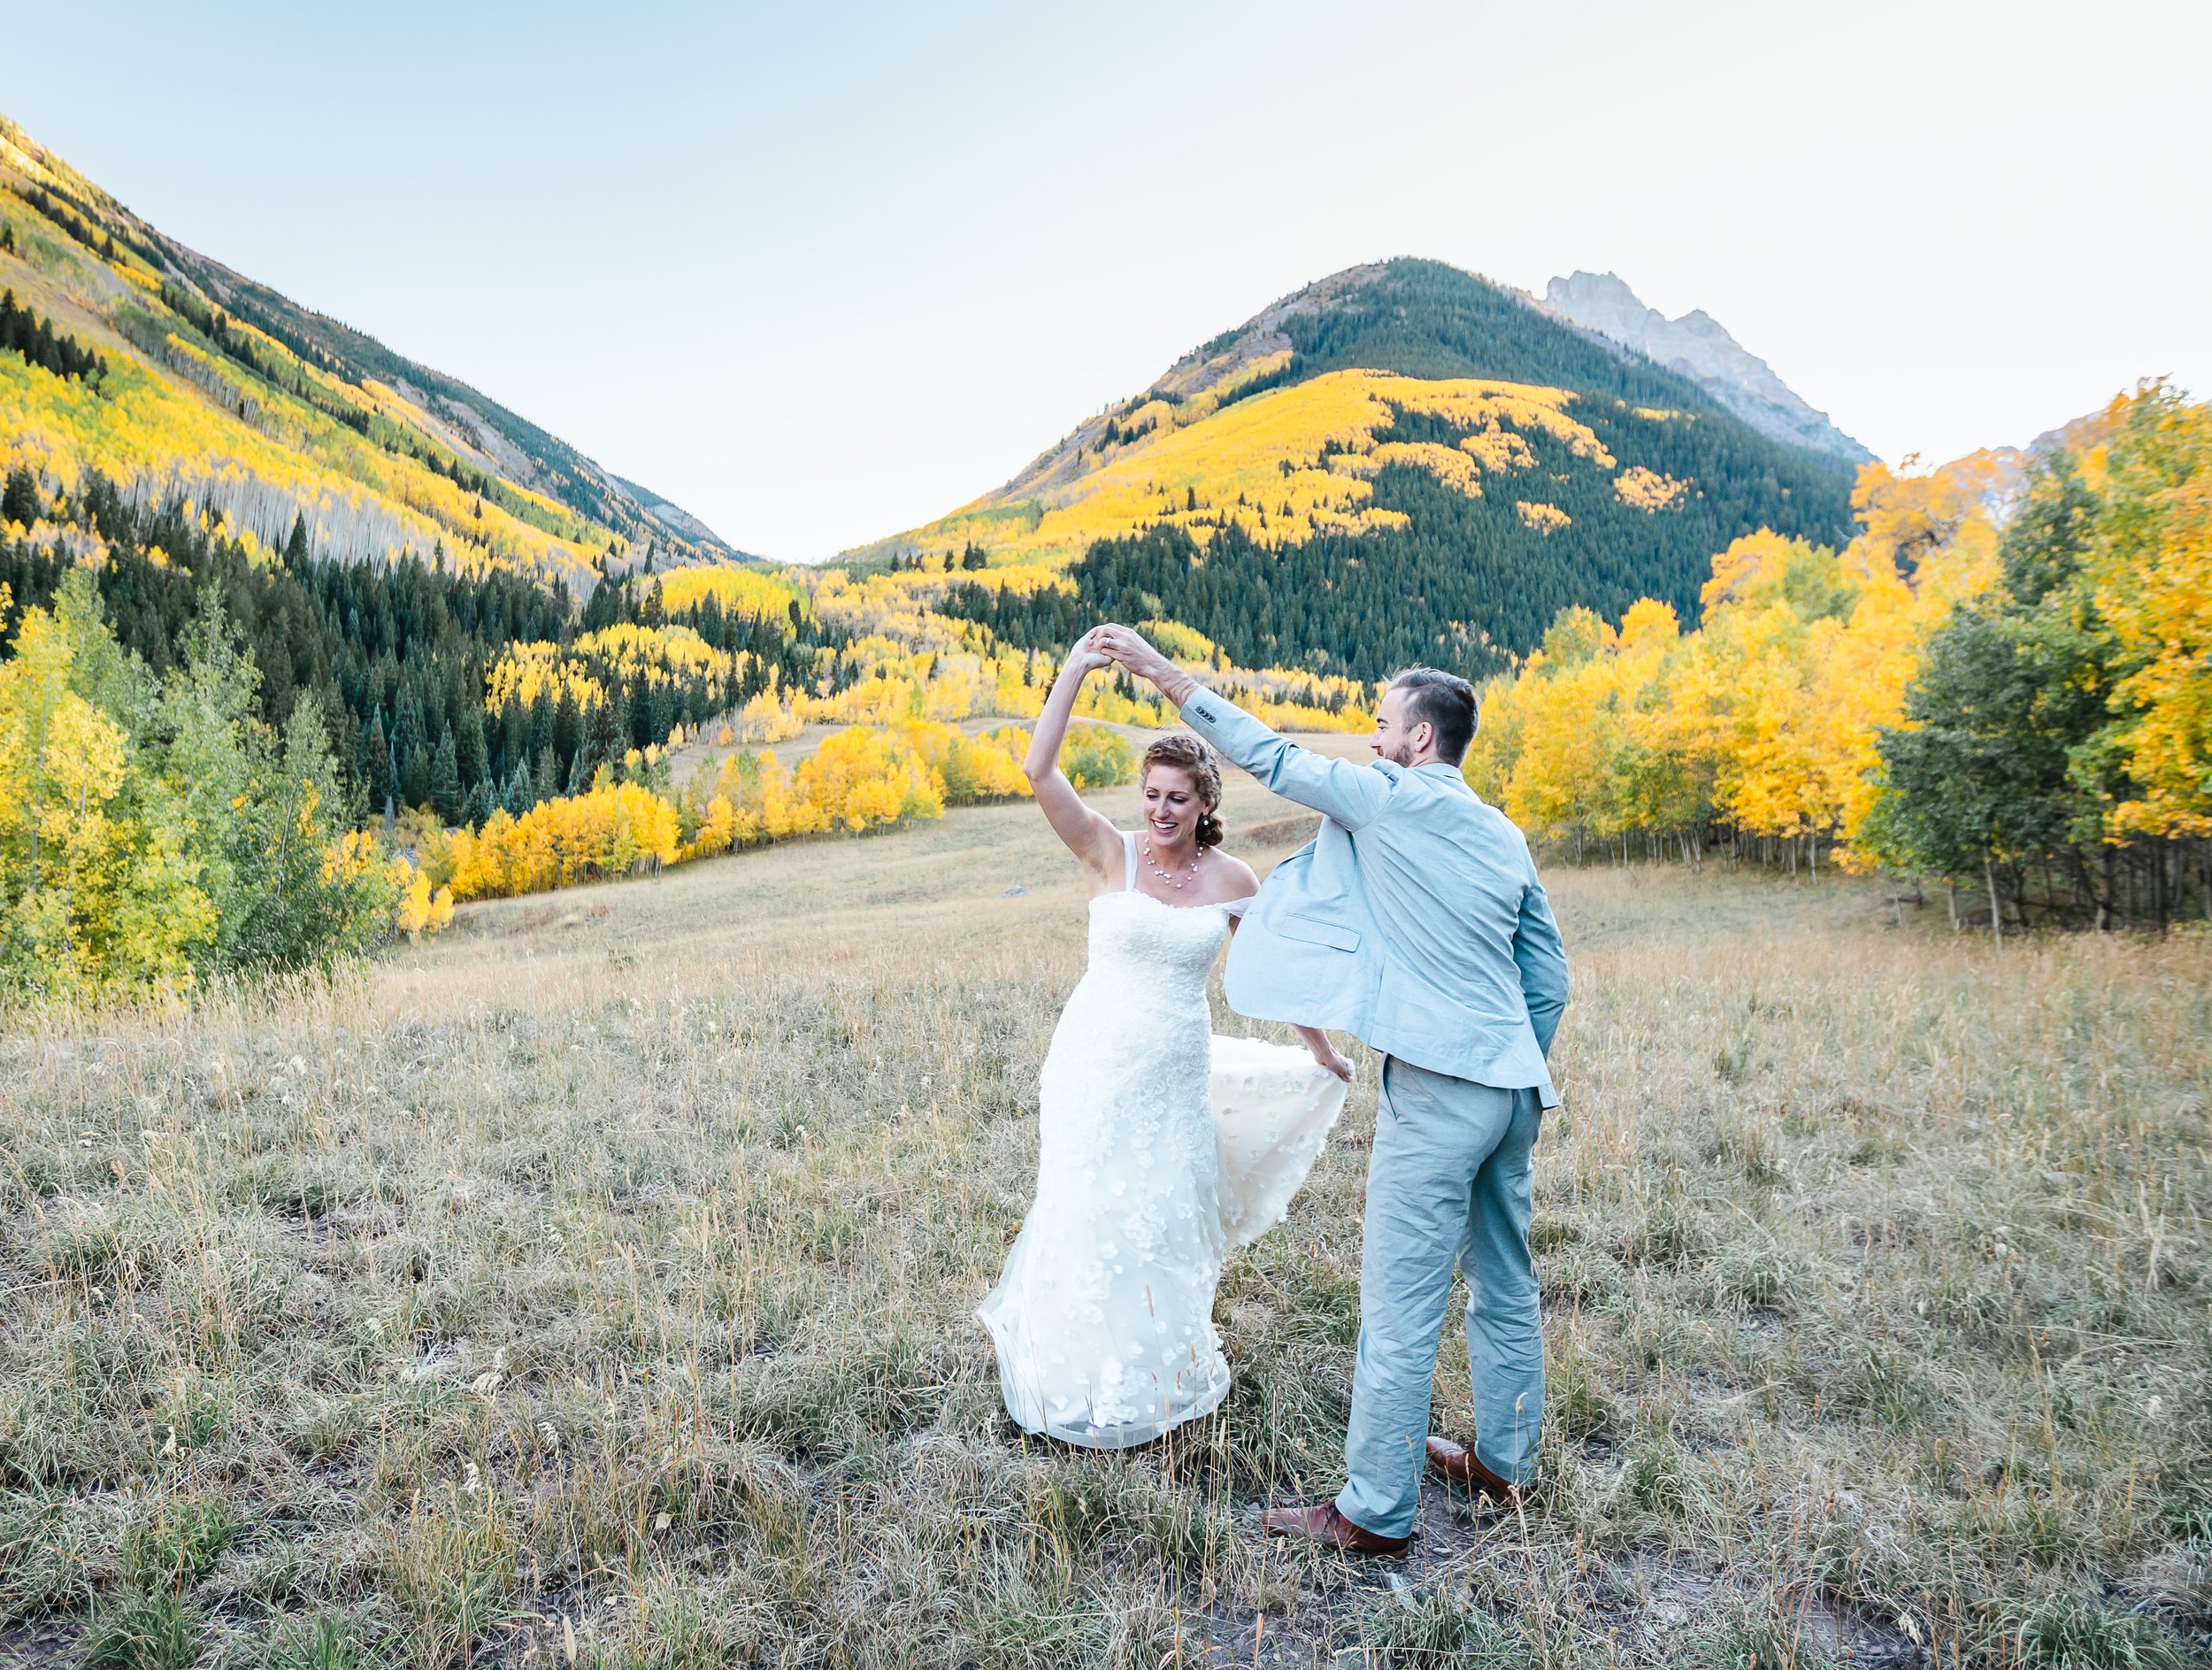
[1141,733,1225,850]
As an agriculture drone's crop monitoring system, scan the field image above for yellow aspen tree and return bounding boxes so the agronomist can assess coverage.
[2085,389,2212,838]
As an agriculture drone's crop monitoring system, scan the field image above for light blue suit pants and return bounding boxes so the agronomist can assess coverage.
[1336,1057,1545,1538]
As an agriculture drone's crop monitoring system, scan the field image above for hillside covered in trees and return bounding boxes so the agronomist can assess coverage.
[874,258,1857,679]
[0,113,744,588]
[0,466,833,827]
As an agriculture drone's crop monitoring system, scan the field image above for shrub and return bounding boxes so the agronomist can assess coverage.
[1062,722,1134,789]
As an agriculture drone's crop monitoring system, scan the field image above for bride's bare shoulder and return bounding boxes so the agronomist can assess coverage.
[1210,850,1259,897]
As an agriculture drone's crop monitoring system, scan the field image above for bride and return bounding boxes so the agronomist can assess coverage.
[978,628,1352,1449]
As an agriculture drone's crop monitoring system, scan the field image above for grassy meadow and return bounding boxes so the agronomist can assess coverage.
[1,750,2207,1668]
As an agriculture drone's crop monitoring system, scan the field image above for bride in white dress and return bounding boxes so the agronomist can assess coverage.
[978,629,1353,1449]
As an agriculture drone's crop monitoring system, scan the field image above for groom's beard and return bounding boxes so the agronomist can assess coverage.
[1379,740,1417,767]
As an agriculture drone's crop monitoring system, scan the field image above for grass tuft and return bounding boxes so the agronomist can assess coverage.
[2003,1591,2191,1670]
[79,1588,198,1670]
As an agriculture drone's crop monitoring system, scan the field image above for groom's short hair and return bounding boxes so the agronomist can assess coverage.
[1389,667,1477,763]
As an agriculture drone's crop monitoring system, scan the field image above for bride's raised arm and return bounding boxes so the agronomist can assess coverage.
[1023,627,1125,889]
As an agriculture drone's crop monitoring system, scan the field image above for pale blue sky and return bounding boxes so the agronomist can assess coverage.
[7,1,2208,558]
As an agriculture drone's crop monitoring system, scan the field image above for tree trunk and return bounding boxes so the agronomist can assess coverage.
[27,706,46,873]
[2074,850,2105,933]
[1985,858,2003,950]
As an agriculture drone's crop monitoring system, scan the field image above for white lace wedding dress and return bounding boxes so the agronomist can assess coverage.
[978,833,1349,1449]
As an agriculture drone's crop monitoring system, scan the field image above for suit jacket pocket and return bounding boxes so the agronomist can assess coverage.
[1277,912,1361,953]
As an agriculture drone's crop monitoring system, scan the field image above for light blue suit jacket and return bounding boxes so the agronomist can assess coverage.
[1180,687,1570,1105]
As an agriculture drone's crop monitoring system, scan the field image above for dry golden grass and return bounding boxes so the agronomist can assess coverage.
[2,754,2207,1667]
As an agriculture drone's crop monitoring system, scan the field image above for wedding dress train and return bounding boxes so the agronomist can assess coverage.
[978,834,1348,1449]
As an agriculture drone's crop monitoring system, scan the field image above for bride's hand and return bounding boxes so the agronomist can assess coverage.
[1066,627,1113,675]
[1310,1040,1355,1083]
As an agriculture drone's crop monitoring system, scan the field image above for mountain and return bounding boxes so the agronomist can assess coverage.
[1538,270,1873,465]
[0,113,747,587]
[611,474,742,553]
[870,258,1861,680]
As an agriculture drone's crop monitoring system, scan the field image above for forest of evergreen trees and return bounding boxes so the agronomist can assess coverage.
[0,288,107,383]
[0,472,848,830]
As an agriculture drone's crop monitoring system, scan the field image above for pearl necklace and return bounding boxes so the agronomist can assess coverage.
[1141,836,1202,889]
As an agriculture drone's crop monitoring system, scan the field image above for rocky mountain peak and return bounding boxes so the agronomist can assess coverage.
[1540,271,1872,465]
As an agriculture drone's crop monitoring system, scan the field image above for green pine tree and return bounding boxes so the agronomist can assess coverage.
[552,689,580,782]
[392,687,428,809]
[429,729,461,824]
[2,464,38,527]
[364,716,391,816]
[584,689,623,776]
[456,707,489,792]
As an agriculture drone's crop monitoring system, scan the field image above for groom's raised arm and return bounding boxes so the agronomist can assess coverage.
[1178,687,1390,831]
[1096,625,1389,831]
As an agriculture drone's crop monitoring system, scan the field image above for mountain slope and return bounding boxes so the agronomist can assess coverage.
[0,113,746,586]
[869,258,1859,679]
[1539,270,1873,464]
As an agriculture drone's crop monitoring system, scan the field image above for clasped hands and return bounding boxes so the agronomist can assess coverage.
[1070,624,1178,689]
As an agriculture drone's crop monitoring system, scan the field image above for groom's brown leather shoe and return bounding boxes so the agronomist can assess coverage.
[1261,1501,1410,1556]
[1425,1437,1530,1506]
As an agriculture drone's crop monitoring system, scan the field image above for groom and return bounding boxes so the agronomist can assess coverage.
[1096,625,1570,1555]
